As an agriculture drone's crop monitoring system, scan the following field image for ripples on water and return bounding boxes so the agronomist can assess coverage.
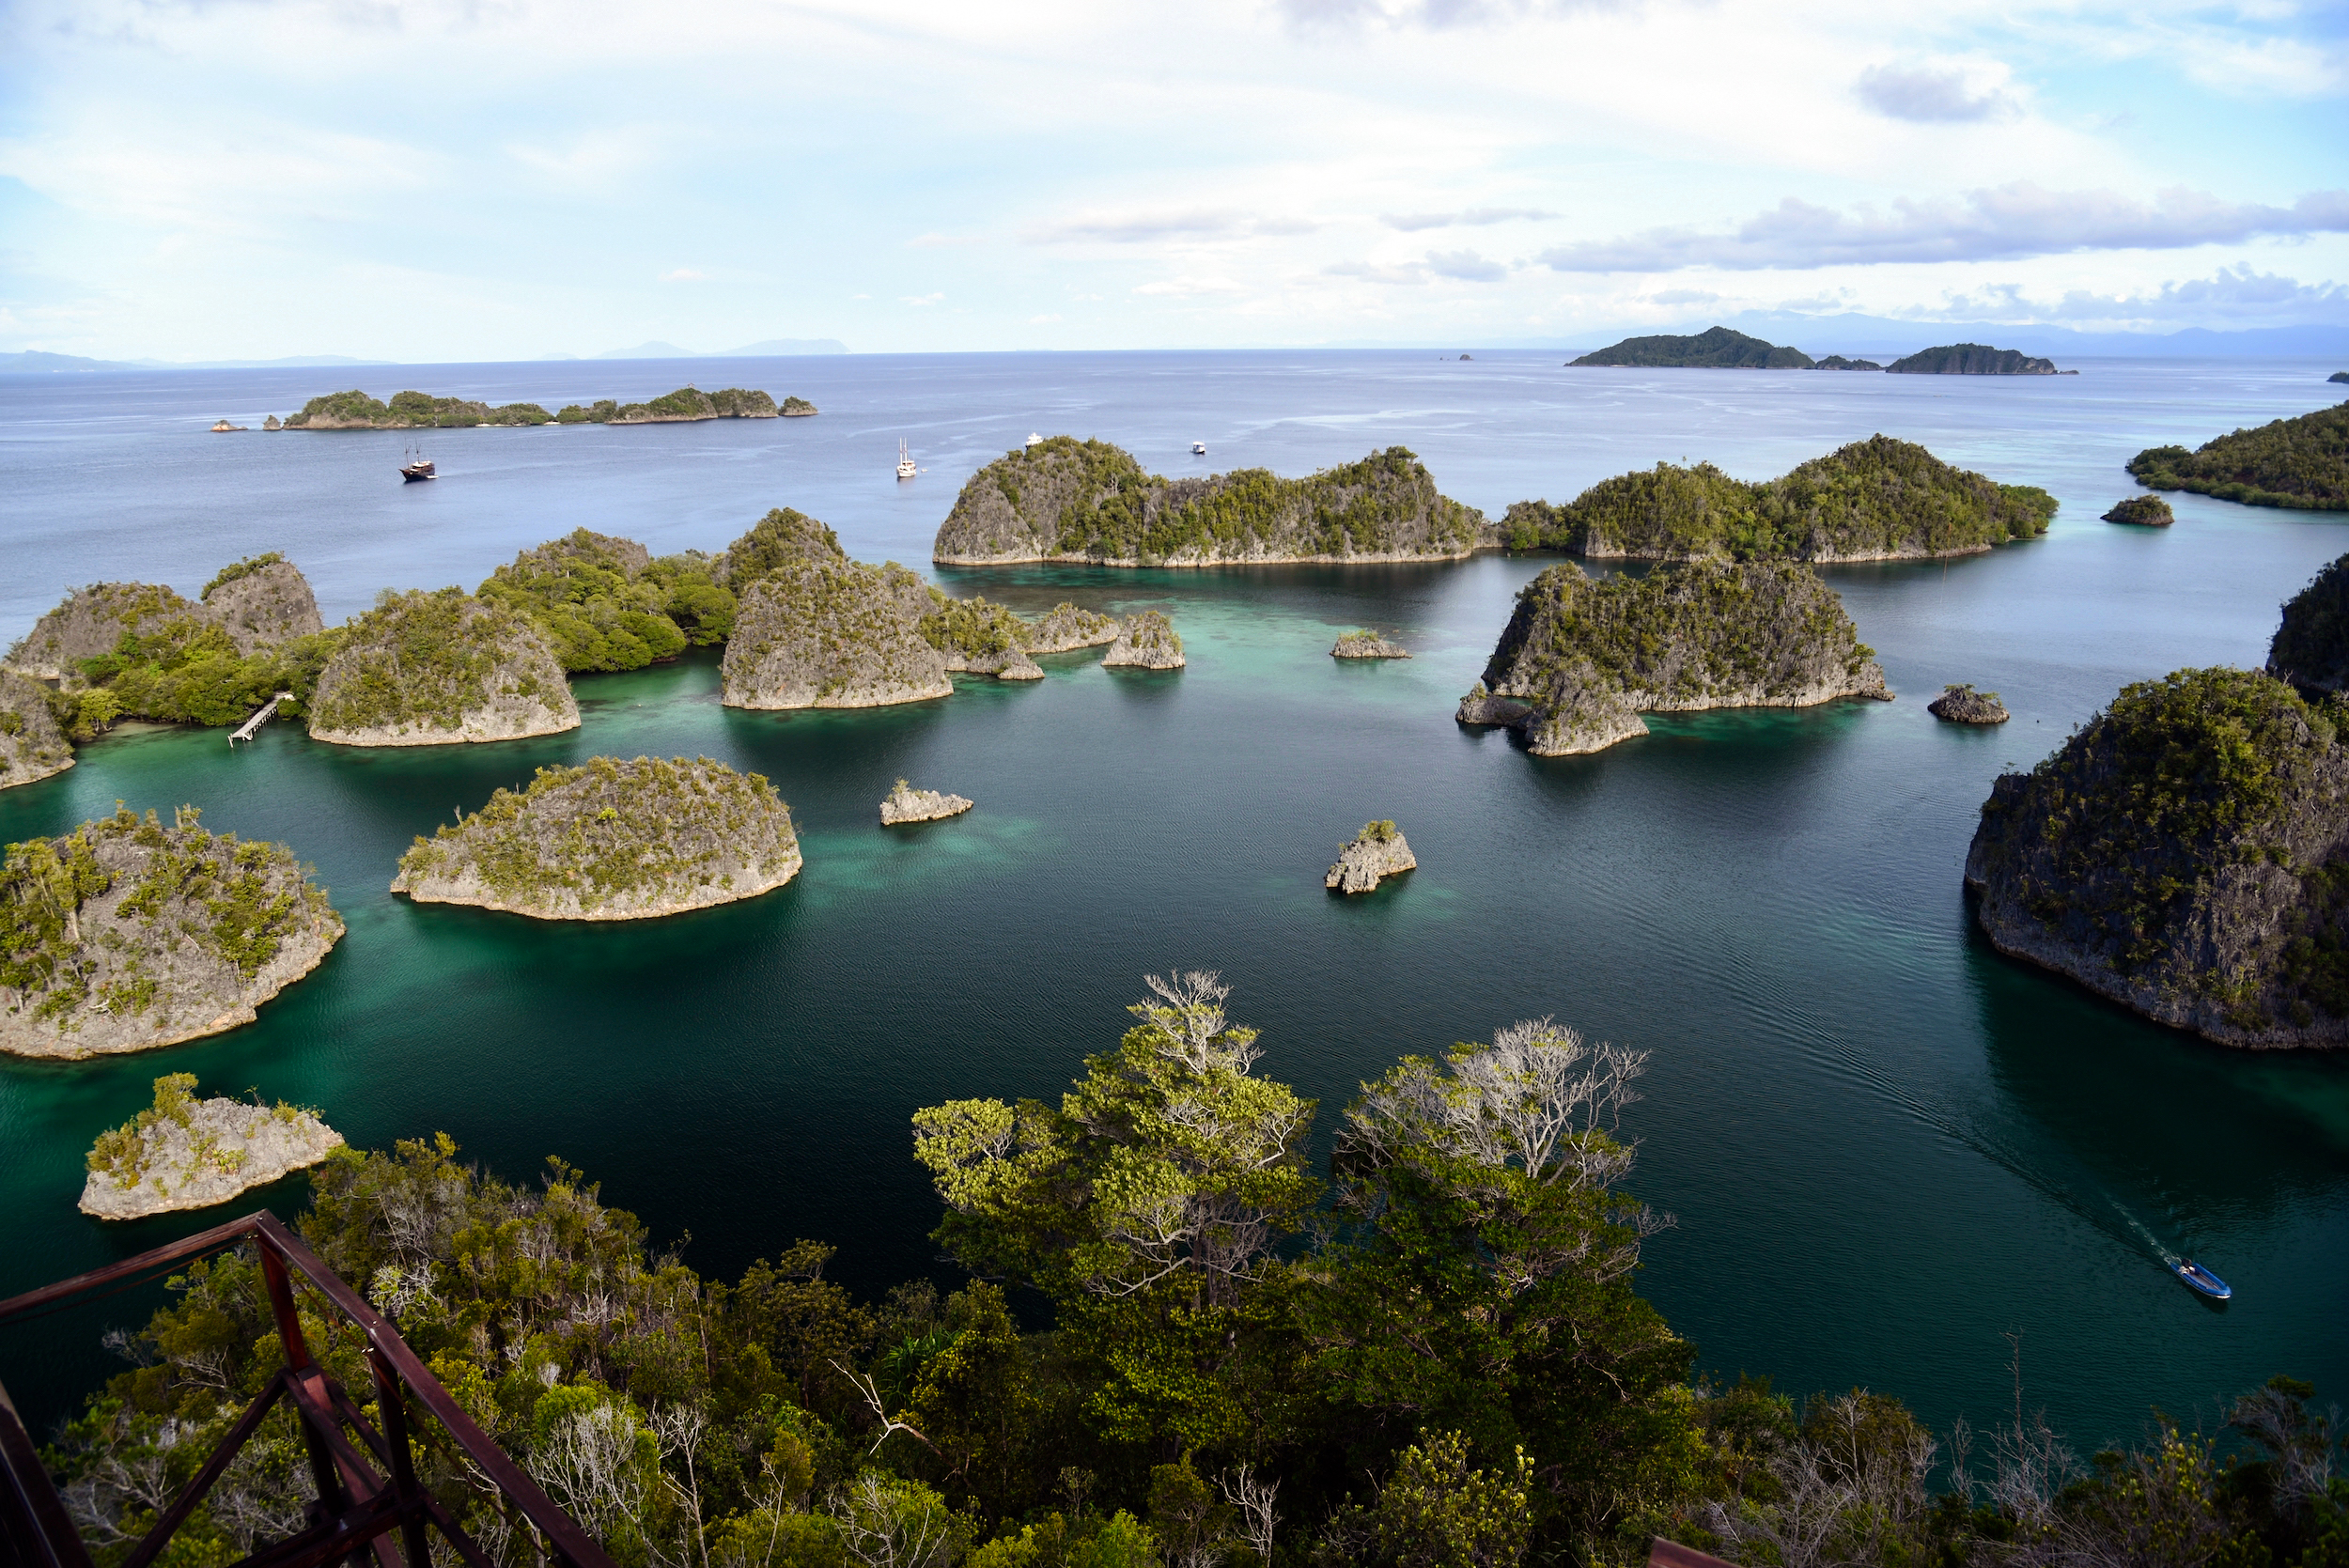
[1,351,2344,1441]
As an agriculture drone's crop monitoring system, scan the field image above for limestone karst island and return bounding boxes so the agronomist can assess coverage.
[80,1074,343,1219]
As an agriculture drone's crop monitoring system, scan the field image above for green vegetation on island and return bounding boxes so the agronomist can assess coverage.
[394,755,801,920]
[934,438,1490,566]
[2126,401,2349,513]
[1885,343,2057,375]
[284,390,555,428]
[1,805,342,1058]
[40,966,2349,1566]
[2104,494,2176,526]
[1569,326,1816,369]
[0,669,76,789]
[81,1072,342,1219]
[1499,436,2056,561]
[2267,551,2349,696]
[308,588,578,746]
[477,530,692,673]
[1967,664,2349,1045]
[723,554,951,710]
[782,395,818,415]
[554,386,781,424]
[919,594,1043,678]
[1813,355,1882,371]
[1461,560,1888,754]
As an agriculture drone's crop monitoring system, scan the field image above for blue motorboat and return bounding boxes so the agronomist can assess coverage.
[2173,1261,2232,1300]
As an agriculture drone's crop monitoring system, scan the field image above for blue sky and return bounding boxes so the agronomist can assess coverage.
[0,0,2342,361]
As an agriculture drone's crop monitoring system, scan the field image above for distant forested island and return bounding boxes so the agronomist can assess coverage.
[1887,344,2058,375]
[932,438,1492,566]
[1569,326,1815,369]
[280,385,801,428]
[1497,435,2056,561]
[2126,400,2349,512]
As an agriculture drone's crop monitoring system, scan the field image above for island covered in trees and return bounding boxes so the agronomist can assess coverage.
[1886,344,2059,374]
[2126,400,2349,512]
[931,439,1492,566]
[1498,435,2056,560]
[279,385,797,427]
[80,1072,342,1219]
[1458,560,1889,753]
[1569,326,1815,368]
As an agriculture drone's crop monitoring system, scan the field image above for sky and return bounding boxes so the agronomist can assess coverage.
[0,0,2344,361]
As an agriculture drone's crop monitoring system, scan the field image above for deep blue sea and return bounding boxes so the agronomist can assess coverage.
[2,350,2345,1452]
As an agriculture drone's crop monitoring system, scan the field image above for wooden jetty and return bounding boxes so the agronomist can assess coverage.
[229,691,295,744]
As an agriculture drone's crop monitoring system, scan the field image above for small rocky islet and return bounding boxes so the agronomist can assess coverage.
[1327,820,1416,893]
[1929,684,2009,724]
[0,806,343,1059]
[81,1073,343,1219]
[1332,629,1409,659]
[2103,494,2176,526]
[880,781,974,825]
[1458,560,1890,755]
[394,755,801,921]
[1102,610,1186,669]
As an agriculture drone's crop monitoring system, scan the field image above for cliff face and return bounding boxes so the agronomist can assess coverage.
[1965,666,2349,1048]
[5,582,206,681]
[1886,344,2057,375]
[722,560,953,708]
[0,671,74,790]
[393,755,801,920]
[720,507,848,589]
[932,440,1492,566]
[202,557,325,649]
[1462,561,1888,754]
[1102,611,1186,669]
[308,589,580,746]
[921,594,1043,679]
[0,807,343,1059]
[81,1083,343,1219]
[1332,630,1410,659]
[1501,437,2056,563]
[2267,552,2349,695]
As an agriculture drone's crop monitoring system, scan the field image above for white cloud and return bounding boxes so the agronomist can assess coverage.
[1929,266,2349,324]
[1132,276,1247,296]
[1854,64,2018,124]
[1326,249,1513,284]
[1537,185,2349,272]
[1026,210,1318,244]
[660,268,707,283]
[1380,206,1558,231]
[901,292,945,305]
[1425,249,1510,281]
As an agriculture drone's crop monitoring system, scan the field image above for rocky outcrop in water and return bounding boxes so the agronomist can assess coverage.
[2103,495,2175,527]
[1814,356,1884,371]
[723,558,952,709]
[880,781,973,825]
[1332,629,1410,660]
[201,555,325,647]
[1019,603,1122,653]
[285,390,554,427]
[1459,561,1889,755]
[933,439,1491,566]
[0,806,343,1059]
[2267,552,2349,697]
[308,588,578,746]
[393,755,801,920]
[1965,665,2349,1048]
[1326,820,1417,893]
[1929,684,2010,724]
[0,672,74,790]
[81,1075,343,1219]
[1886,344,2057,375]
[1102,611,1186,669]
[922,595,1044,680]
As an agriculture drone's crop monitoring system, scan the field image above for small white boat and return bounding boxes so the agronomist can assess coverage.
[1190,441,1206,456]
[896,439,919,481]
[1025,432,1044,448]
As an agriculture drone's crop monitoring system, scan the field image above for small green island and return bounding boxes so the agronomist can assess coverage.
[1332,629,1409,659]
[1102,609,1186,668]
[1458,560,1889,754]
[920,594,1045,679]
[1885,343,2058,375]
[394,755,801,920]
[722,517,952,708]
[0,806,343,1059]
[1814,355,1883,371]
[2126,400,2349,512]
[309,587,578,745]
[1498,435,2056,561]
[81,1073,342,1219]
[278,385,798,427]
[1569,326,1815,369]
[2103,494,2175,526]
[931,438,1491,566]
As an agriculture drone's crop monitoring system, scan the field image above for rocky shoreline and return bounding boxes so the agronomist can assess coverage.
[81,1078,343,1219]
[881,782,973,825]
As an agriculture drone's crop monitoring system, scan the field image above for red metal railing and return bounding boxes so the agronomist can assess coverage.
[0,1211,616,1568]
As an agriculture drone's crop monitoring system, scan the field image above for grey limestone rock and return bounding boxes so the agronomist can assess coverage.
[1020,602,1122,653]
[0,671,74,790]
[1326,821,1417,893]
[203,558,325,649]
[1332,629,1410,659]
[880,781,974,825]
[5,582,208,681]
[1102,610,1186,669]
[723,559,953,709]
[0,807,343,1060]
[81,1092,344,1219]
[1929,684,2010,724]
[309,589,579,746]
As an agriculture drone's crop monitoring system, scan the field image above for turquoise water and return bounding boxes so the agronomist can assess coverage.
[3,353,2345,1446]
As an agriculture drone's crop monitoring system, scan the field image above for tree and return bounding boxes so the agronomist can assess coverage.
[913,971,1319,1458]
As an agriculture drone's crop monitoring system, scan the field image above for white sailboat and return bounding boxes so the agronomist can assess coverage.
[1190,441,1206,456]
[896,438,919,480]
[1025,432,1044,448]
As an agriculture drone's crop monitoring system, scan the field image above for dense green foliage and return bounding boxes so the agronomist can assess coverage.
[308,588,561,736]
[723,508,847,589]
[919,594,1027,660]
[2127,402,2349,512]
[1501,437,2055,560]
[645,552,739,644]
[1884,344,2057,375]
[1569,327,1815,369]
[397,755,797,915]
[75,612,345,727]
[1,805,334,1024]
[477,530,691,673]
[201,552,286,597]
[284,390,552,427]
[40,970,2349,1568]
[782,396,818,414]
[1813,356,1882,371]
[2103,495,2176,526]
[554,388,782,423]
[2270,552,2349,695]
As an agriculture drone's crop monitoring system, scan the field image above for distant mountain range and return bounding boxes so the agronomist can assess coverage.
[588,338,849,359]
[1472,314,2349,360]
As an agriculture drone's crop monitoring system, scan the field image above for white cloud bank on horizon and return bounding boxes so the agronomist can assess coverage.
[0,0,2341,359]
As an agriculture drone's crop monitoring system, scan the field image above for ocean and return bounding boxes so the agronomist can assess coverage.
[2,349,2344,1447]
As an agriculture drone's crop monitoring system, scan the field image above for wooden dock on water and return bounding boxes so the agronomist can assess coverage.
[229,691,295,744]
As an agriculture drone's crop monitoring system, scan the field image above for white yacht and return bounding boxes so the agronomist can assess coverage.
[896,439,919,480]
[1025,432,1044,448]
[1190,441,1206,456]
